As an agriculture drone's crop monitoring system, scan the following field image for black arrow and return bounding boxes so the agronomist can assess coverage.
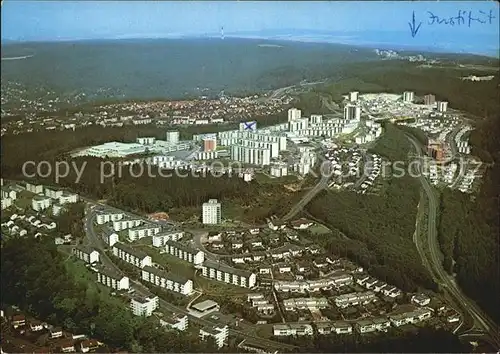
[408,11,422,38]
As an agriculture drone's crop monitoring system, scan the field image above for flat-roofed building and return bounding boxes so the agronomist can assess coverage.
[199,325,228,348]
[112,218,143,232]
[112,242,152,268]
[72,245,100,264]
[32,195,52,211]
[96,211,124,225]
[190,300,220,317]
[283,297,329,311]
[200,260,257,288]
[45,188,63,199]
[95,266,129,290]
[141,265,193,295]
[59,192,79,205]
[128,224,161,241]
[160,313,188,331]
[130,295,159,317]
[273,324,313,337]
[152,231,184,247]
[164,240,205,265]
[334,291,376,308]
[26,183,44,194]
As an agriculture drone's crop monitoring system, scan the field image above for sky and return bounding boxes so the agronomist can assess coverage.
[1,1,499,56]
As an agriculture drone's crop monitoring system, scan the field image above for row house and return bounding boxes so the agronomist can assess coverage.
[128,224,162,241]
[389,308,432,327]
[275,263,292,273]
[141,265,194,295]
[113,217,143,232]
[96,211,124,225]
[152,230,184,247]
[273,324,313,337]
[283,297,329,311]
[164,240,205,265]
[334,291,376,308]
[381,285,402,298]
[72,245,100,264]
[355,317,391,333]
[269,243,303,260]
[317,321,353,335]
[112,242,152,268]
[95,266,130,290]
[200,260,257,288]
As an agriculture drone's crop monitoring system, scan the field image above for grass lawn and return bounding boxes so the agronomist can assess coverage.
[133,244,197,279]
[14,191,36,210]
[309,223,331,235]
[255,324,273,339]
[254,173,299,184]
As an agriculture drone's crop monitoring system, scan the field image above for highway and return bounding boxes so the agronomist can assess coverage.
[83,206,297,351]
[405,132,500,349]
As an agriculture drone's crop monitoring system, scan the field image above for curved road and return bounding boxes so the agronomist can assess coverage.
[406,132,500,349]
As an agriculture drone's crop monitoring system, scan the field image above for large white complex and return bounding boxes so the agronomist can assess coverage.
[200,260,257,288]
[112,242,152,268]
[96,210,124,225]
[141,266,194,295]
[202,199,221,224]
[164,240,205,265]
[402,91,415,102]
[128,224,162,241]
[152,230,184,247]
[130,295,159,317]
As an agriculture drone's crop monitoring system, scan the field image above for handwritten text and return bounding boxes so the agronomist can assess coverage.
[427,10,496,27]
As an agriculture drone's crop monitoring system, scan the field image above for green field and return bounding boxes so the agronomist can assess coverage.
[308,223,331,235]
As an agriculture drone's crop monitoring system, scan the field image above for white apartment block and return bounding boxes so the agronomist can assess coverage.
[73,245,100,264]
[270,163,288,177]
[164,240,205,265]
[348,91,359,102]
[142,266,194,295]
[437,101,448,112]
[1,198,13,210]
[45,188,63,199]
[343,104,361,121]
[288,108,302,121]
[389,308,432,327]
[202,199,221,225]
[274,273,353,293]
[26,183,44,194]
[403,91,415,102]
[335,291,376,308]
[152,231,184,247]
[136,137,156,145]
[112,218,143,232]
[166,131,180,144]
[32,196,52,211]
[112,242,152,268]
[200,260,257,288]
[106,233,119,247]
[128,224,162,241]
[1,187,17,200]
[160,313,188,331]
[130,295,159,317]
[95,211,124,225]
[283,297,329,311]
[273,324,313,337]
[59,192,79,205]
[95,267,129,290]
[199,325,228,349]
[310,114,323,124]
[230,145,271,166]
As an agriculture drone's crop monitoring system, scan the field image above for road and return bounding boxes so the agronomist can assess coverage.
[83,206,297,351]
[405,132,500,349]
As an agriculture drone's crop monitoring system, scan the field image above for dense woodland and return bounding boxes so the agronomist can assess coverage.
[0,237,247,352]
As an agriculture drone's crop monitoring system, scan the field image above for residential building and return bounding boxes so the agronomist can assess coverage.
[202,199,222,225]
[437,101,448,112]
[334,291,376,308]
[348,91,359,102]
[424,94,436,105]
[141,266,194,295]
[112,218,143,231]
[45,188,63,199]
[137,137,156,145]
[152,230,184,247]
[95,211,124,225]
[283,297,329,311]
[32,195,52,211]
[230,144,271,166]
[1,187,17,200]
[11,314,26,329]
[203,138,217,152]
[106,233,119,247]
[72,245,100,264]
[200,260,257,288]
[1,197,12,210]
[288,108,302,122]
[199,325,228,349]
[160,313,189,331]
[166,131,180,144]
[273,324,313,336]
[49,327,63,339]
[26,183,43,194]
[128,224,161,241]
[403,91,415,102]
[389,308,432,327]
[112,242,152,268]
[95,266,130,290]
[343,104,361,121]
[80,339,100,353]
[130,295,159,317]
[59,192,79,205]
[331,321,353,334]
[411,294,431,307]
[164,240,205,265]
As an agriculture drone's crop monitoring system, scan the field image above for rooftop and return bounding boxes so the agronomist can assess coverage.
[113,242,149,260]
[192,299,219,312]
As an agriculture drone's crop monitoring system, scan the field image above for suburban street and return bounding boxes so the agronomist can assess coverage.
[406,133,500,350]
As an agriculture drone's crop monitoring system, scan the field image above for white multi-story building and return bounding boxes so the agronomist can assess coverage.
[137,137,156,145]
[45,188,63,199]
[199,325,228,348]
[1,198,13,210]
[288,108,302,122]
[200,260,257,288]
[164,240,205,265]
[141,265,194,295]
[32,195,52,211]
[96,211,124,225]
[160,313,188,331]
[95,266,129,290]
[130,295,159,317]
[73,245,100,264]
[152,230,184,247]
[230,145,271,166]
[202,199,221,225]
[59,192,79,205]
[1,187,17,200]
[437,101,448,112]
[112,218,143,231]
[310,114,323,124]
[26,183,44,194]
[270,163,288,177]
[273,324,313,336]
[334,291,376,308]
[128,224,162,241]
[195,151,219,160]
[112,242,152,268]
[166,131,180,144]
[348,91,359,102]
[389,308,432,327]
[402,91,415,103]
[106,232,120,247]
[343,104,361,121]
